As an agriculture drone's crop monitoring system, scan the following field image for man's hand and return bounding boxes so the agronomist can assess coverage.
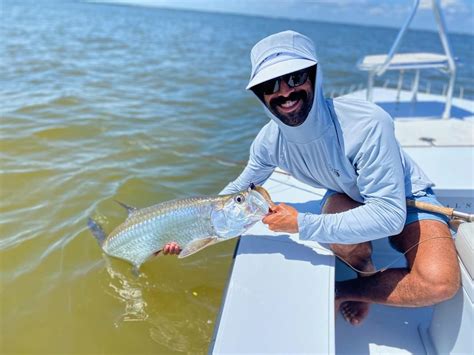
[154,242,182,256]
[262,203,299,233]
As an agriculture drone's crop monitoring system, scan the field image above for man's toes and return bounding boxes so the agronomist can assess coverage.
[341,302,353,315]
[350,310,365,325]
[340,301,369,326]
[350,315,361,326]
[355,308,369,324]
[340,302,352,322]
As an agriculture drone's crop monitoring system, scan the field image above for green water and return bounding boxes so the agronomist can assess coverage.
[1,0,473,353]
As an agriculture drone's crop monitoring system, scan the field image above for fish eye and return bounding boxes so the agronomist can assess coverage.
[234,194,245,204]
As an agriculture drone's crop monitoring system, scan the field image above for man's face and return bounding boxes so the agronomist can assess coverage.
[258,66,315,127]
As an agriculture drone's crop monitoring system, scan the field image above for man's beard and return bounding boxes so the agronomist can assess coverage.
[268,90,314,127]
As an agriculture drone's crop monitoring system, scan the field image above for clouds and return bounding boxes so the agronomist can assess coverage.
[100,0,473,34]
[300,0,370,6]
[275,0,472,33]
[420,0,470,12]
[420,0,472,16]
[302,0,473,33]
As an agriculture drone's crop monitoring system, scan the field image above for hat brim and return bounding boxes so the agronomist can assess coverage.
[246,58,316,90]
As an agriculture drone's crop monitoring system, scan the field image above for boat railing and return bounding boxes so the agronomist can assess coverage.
[329,79,466,101]
[356,0,457,118]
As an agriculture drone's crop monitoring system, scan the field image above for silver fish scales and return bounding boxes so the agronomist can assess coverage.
[88,185,272,268]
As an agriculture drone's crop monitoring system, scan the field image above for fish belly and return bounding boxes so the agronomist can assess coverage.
[103,202,215,266]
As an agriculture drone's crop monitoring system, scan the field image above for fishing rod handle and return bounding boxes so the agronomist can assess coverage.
[406,199,454,217]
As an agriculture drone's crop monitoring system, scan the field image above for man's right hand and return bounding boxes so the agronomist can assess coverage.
[262,203,299,233]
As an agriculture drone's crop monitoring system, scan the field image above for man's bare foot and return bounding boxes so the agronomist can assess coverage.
[339,301,370,326]
[335,276,372,326]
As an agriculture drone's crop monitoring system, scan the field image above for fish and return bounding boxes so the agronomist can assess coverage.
[88,184,272,269]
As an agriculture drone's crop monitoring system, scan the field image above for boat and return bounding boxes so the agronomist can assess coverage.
[209,0,473,353]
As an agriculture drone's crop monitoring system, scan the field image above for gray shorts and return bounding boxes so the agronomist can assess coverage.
[320,188,449,226]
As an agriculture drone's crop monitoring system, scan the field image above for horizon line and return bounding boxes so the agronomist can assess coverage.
[88,0,474,36]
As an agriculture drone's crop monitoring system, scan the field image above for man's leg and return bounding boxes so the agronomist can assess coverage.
[323,193,375,325]
[326,194,461,325]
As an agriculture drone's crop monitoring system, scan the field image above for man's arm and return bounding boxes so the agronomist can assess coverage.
[220,132,276,194]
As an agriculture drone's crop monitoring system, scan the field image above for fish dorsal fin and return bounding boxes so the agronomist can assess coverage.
[178,237,223,259]
[114,200,138,217]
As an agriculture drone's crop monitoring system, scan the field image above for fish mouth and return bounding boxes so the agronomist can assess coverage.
[248,188,272,217]
[251,186,273,207]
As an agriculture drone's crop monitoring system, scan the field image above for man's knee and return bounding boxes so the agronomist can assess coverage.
[331,242,372,259]
[322,193,362,214]
[423,276,460,304]
[330,241,373,271]
[436,275,461,302]
[394,220,460,303]
[419,263,460,303]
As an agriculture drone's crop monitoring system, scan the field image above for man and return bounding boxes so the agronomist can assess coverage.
[167,30,460,326]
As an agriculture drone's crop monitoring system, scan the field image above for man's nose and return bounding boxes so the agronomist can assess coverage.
[277,79,294,96]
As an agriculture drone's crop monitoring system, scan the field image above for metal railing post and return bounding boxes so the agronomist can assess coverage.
[375,0,420,77]
[367,72,374,101]
[411,69,420,102]
[432,0,456,118]
[397,70,405,102]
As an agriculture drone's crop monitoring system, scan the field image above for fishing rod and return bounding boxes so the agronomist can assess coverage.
[406,199,473,222]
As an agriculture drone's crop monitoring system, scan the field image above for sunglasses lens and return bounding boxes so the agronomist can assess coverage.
[260,78,280,95]
[288,70,309,87]
[257,67,312,95]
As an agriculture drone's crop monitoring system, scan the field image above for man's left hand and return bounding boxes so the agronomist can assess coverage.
[262,203,299,233]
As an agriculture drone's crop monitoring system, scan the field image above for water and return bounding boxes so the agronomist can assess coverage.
[1,0,473,353]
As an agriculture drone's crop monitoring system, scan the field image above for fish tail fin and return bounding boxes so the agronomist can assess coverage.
[87,217,107,247]
[131,265,142,278]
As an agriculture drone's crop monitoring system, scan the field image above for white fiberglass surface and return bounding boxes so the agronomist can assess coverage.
[335,238,432,355]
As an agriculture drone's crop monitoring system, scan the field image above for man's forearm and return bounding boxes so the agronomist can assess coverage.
[298,199,406,244]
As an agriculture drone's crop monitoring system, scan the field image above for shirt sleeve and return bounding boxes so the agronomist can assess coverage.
[220,132,276,195]
[297,107,407,244]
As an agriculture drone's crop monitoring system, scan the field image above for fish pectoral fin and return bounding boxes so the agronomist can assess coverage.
[178,237,223,259]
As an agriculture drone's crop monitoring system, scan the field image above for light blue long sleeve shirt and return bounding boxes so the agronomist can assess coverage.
[221,32,433,244]
[221,96,433,244]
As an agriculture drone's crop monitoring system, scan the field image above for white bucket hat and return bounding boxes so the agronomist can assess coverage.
[246,30,318,90]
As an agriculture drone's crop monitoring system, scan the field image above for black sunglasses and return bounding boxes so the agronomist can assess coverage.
[257,67,312,95]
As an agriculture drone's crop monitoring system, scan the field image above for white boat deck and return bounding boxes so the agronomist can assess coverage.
[210,87,473,354]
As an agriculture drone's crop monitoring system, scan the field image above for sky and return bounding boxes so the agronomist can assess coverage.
[97,0,474,35]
